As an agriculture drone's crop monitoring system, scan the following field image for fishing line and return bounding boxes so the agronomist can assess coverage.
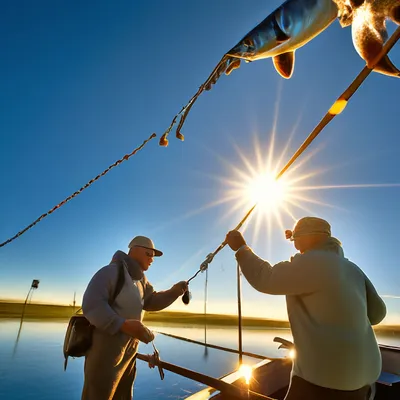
[0,133,157,248]
[159,55,231,146]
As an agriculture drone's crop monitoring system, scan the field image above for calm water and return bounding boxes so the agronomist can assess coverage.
[0,319,399,399]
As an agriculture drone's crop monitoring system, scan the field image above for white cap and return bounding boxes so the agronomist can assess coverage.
[128,235,163,257]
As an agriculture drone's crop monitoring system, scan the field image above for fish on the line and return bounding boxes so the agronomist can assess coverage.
[225,0,338,79]
[159,0,339,146]
[159,0,399,146]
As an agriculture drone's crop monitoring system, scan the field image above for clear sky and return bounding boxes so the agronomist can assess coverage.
[1,1,399,324]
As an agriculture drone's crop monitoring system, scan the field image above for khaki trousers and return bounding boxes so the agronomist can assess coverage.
[81,329,138,400]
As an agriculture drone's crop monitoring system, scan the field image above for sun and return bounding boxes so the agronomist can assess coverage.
[211,131,335,248]
[151,109,400,253]
[244,171,288,212]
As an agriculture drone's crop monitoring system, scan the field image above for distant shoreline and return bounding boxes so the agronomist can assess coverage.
[0,301,399,334]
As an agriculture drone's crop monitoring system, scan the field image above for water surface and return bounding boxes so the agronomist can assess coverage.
[0,319,398,399]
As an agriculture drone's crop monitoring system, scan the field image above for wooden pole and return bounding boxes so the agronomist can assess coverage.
[237,262,243,364]
[136,353,274,399]
[153,331,274,361]
[204,268,208,355]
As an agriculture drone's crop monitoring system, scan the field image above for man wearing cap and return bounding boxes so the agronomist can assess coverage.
[81,236,188,400]
[226,217,386,400]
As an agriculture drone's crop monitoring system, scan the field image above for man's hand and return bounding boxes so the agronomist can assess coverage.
[225,230,247,251]
[120,319,154,344]
[171,281,188,296]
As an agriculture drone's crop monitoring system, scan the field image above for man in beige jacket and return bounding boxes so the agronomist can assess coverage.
[226,217,386,400]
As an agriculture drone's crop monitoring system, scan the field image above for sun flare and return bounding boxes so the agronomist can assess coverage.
[245,172,288,212]
[239,364,253,385]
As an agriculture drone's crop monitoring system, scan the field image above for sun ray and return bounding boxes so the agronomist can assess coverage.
[217,201,251,227]
[289,193,346,211]
[297,183,400,190]
[151,194,242,233]
[267,80,283,174]
[276,110,305,170]
[273,208,286,233]
[232,141,259,178]
[286,198,316,215]
[253,134,266,173]
[157,107,400,256]
[285,171,324,187]
[250,210,263,246]
[282,145,325,179]
[281,204,298,222]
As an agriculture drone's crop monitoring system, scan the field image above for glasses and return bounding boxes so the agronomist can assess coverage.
[135,246,155,258]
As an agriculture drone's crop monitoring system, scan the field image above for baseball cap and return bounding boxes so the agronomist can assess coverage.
[128,236,163,257]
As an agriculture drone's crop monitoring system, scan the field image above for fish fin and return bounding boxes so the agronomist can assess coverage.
[272,52,295,79]
[373,55,400,78]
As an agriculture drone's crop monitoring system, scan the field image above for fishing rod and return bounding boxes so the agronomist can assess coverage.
[136,352,274,399]
[182,205,256,304]
[181,25,400,305]
[154,330,278,360]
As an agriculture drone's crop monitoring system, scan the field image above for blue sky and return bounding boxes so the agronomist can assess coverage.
[0,1,399,324]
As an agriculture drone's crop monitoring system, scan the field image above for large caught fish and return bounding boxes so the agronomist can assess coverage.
[159,0,339,146]
[226,0,338,79]
[334,0,400,77]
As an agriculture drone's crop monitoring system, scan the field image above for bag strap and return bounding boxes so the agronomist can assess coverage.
[109,261,125,306]
[74,262,125,315]
[138,278,146,301]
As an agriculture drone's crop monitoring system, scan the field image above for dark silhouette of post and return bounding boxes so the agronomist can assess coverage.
[22,279,40,317]
[13,279,40,357]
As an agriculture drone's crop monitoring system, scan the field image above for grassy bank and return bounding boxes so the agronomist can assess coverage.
[0,301,78,319]
[144,311,291,328]
[0,301,398,334]
[0,301,290,327]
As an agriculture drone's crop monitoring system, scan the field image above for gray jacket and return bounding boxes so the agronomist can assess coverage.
[82,250,178,335]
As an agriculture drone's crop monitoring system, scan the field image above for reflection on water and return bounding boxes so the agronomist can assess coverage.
[0,319,399,400]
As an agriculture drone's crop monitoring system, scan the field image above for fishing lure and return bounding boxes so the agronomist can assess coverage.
[334,0,400,77]
[159,0,338,146]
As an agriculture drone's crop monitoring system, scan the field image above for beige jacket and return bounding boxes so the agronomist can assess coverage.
[236,239,386,390]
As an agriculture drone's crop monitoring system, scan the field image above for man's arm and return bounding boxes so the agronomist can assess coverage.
[143,280,187,311]
[82,265,125,335]
[236,246,327,295]
[363,272,387,325]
